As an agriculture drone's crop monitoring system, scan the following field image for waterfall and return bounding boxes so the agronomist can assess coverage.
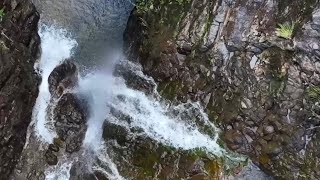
[30,1,226,179]
[34,24,224,179]
[77,61,223,154]
[32,24,77,143]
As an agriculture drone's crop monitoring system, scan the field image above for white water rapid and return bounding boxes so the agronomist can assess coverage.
[33,25,77,143]
[32,24,225,179]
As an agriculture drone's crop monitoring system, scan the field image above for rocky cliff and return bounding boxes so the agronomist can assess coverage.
[0,0,40,179]
[124,0,320,179]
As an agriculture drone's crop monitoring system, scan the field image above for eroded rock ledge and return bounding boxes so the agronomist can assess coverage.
[124,0,320,179]
[0,0,40,178]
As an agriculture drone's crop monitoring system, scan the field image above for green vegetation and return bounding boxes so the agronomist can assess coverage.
[136,0,189,13]
[307,86,320,100]
[189,147,209,158]
[275,22,296,39]
[0,8,4,21]
[53,137,64,147]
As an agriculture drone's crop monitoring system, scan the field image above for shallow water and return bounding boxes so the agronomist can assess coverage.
[32,0,134,68]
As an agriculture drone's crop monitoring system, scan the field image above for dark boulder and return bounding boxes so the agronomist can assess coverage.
[44,150,58,165]
[48,60,78,98]
[54,93,88,153]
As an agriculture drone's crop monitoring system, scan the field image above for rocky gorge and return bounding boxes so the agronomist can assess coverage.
[124,0,320,179]
[1,0,320,179]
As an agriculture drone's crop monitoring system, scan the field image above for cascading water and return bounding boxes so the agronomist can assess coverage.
[33,25,77,144]
[33,26,226,179]
[28,1,229,179]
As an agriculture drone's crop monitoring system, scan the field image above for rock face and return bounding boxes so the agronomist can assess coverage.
[0,0,40,178]
[47,61,88,159]
[102,108,224,180]
[124,0,320,179]
[10,60,88,180]
[53,93,88,153]
[48,60,78,98]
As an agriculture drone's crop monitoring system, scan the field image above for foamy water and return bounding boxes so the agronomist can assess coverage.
[35,25,224,179]
[32,25,77,143]
[45,160,74,180]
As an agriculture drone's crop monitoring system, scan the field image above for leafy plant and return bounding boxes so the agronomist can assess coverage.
[0,8,4,21]
[275,22,296,39]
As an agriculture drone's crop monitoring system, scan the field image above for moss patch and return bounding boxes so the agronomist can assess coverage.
[307,86,320,100]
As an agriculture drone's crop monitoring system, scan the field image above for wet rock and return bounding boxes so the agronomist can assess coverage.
[103,121,128,146]
[54,93,88,153]
[48,144,59,152]
[0,0,40,178]
[262,142,282,157]
[124,0,320,178]
[114,61,156,95]
[69,161,97,180]
[44,150,58,165]
[103,110,226,179]
[48,60,78,98]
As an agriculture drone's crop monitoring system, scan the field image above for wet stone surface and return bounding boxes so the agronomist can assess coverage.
[124,0,320,179]
[0,0,40,178]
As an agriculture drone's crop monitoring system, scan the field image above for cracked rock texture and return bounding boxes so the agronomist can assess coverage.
[124,0,320,179]
[0,0,40,179]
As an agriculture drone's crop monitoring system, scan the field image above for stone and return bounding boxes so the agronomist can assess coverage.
[44,150,58,166]
[103,121,128,146]
[48,60,78,98]
[54,93,88,153]
[48,144,59,152]
[263,126,275,135]
[0,0,40,178]
[262,142,282,157]
[123,0,320,179]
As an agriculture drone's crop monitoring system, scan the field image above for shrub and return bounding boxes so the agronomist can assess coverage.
[275,22,295,39]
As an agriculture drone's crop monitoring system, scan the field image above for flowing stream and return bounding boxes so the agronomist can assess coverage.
[30,0,228,179]
[35,23,224,180]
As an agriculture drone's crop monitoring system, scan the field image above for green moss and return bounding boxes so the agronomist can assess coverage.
[53,137,64,147]
[136,0,190,13]
[158,80,186,101]
[0,8,5,21]
[307,86,320,100]
[260,47,292,98]
[188,147,209,158]
[270,75,286,98]
[204,159,222,179]
[133,147,159,177]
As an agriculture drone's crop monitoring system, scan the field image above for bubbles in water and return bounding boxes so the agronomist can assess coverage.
[32,24,77,143]
[77,58,223,155]
[33,24,224,180]
[45,160,74,180]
